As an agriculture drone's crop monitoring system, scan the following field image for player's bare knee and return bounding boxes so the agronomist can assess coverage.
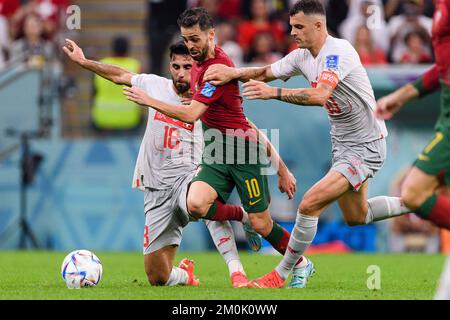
[187,196,208,218]
[146,269,170,286]
[145,261,170,286]
[298,197,321,216]
[401,186,422,211]
[248,214,272,237]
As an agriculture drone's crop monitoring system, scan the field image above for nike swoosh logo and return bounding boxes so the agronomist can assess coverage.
[418,154,430,161]
[249,198,262,206]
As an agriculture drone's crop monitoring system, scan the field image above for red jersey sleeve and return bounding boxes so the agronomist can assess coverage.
[412,64,440,97]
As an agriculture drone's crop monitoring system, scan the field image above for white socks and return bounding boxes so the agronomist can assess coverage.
[275,213,318,280]
[365,196,411,224]
[204,220,245,276]
[165,267,188,286]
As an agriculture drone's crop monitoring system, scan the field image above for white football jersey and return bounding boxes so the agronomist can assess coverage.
[131,74,203,190]
[271,35,388,143]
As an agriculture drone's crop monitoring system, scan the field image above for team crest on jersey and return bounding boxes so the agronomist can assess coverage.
[201,82,217,98]
[326,55,339,69]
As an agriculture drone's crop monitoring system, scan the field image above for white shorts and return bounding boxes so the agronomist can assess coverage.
[331,138,386,191]
[142,172,195,255]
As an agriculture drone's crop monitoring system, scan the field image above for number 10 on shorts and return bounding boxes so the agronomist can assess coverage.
[245,178,261,199]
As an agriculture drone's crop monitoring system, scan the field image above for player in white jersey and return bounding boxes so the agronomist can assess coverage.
[204,0,412,288]
[62,39,259,288]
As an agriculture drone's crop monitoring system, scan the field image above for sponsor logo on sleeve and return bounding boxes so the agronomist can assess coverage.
[201,82,217,98]
[325,55,339,70]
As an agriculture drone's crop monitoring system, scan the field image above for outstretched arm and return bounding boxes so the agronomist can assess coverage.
[63,38,134,86]
[375,64,440,120]
[204,64,277,86]
[247,119,296,199]
[375,84,419,120]
[123,86,208,124]
[242,79,334,107]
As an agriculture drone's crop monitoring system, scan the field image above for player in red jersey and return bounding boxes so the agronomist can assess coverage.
[376,0,450,229]
[124,7,315,288]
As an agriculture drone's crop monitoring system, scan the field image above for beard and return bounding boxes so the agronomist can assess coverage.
[173,80,190,95]
[190,44,210,62]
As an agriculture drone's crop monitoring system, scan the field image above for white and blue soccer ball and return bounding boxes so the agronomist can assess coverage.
[61,249,102,289]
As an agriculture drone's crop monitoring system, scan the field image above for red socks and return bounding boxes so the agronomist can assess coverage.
[204,200,244,222]
[429,195,450,229]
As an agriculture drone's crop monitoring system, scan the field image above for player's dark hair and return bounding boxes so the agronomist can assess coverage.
[177,7,214,31]
[169,41,190,59]
[289,0,326,16]
[112,36,129,57]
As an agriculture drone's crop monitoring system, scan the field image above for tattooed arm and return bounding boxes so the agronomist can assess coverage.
[242,79,334,106]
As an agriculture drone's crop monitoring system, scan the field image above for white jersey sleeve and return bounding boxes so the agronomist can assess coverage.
[131,74,167,97]
[270,49,304,81]
[316,43,358,87]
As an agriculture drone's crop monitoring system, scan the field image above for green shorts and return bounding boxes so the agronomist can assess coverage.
[414,129,450,185]
[191,161,271,213]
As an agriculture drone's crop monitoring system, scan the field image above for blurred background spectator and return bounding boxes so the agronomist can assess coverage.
[245,30,283,64]
[354,25,388,65]
[10,12,56,68]
[237,0,286,57]
[215,21,243,67]
[215,0,242,22]
[91,36,143,135]
[383,0,435,21]
[10,0,69,41]
[399,29,433,64]
[339,0,389,53]
[0,0,21,20]
[387,0,432,63]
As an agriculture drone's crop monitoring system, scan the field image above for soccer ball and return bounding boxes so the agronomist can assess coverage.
[61,249,102,289]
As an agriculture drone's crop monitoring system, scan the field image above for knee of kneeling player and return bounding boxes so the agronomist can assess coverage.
[146,270,170,286]
[187,197,208,218]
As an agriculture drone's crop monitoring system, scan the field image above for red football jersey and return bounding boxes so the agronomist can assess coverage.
[0,0,20,18]
[432,0,450,85]
[191,46,254,138]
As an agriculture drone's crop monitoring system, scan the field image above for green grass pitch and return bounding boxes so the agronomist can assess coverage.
[0,251,446,300]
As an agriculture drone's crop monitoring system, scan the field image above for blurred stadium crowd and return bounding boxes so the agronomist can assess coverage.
[0,0,436,71]
[152,0,436,70]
